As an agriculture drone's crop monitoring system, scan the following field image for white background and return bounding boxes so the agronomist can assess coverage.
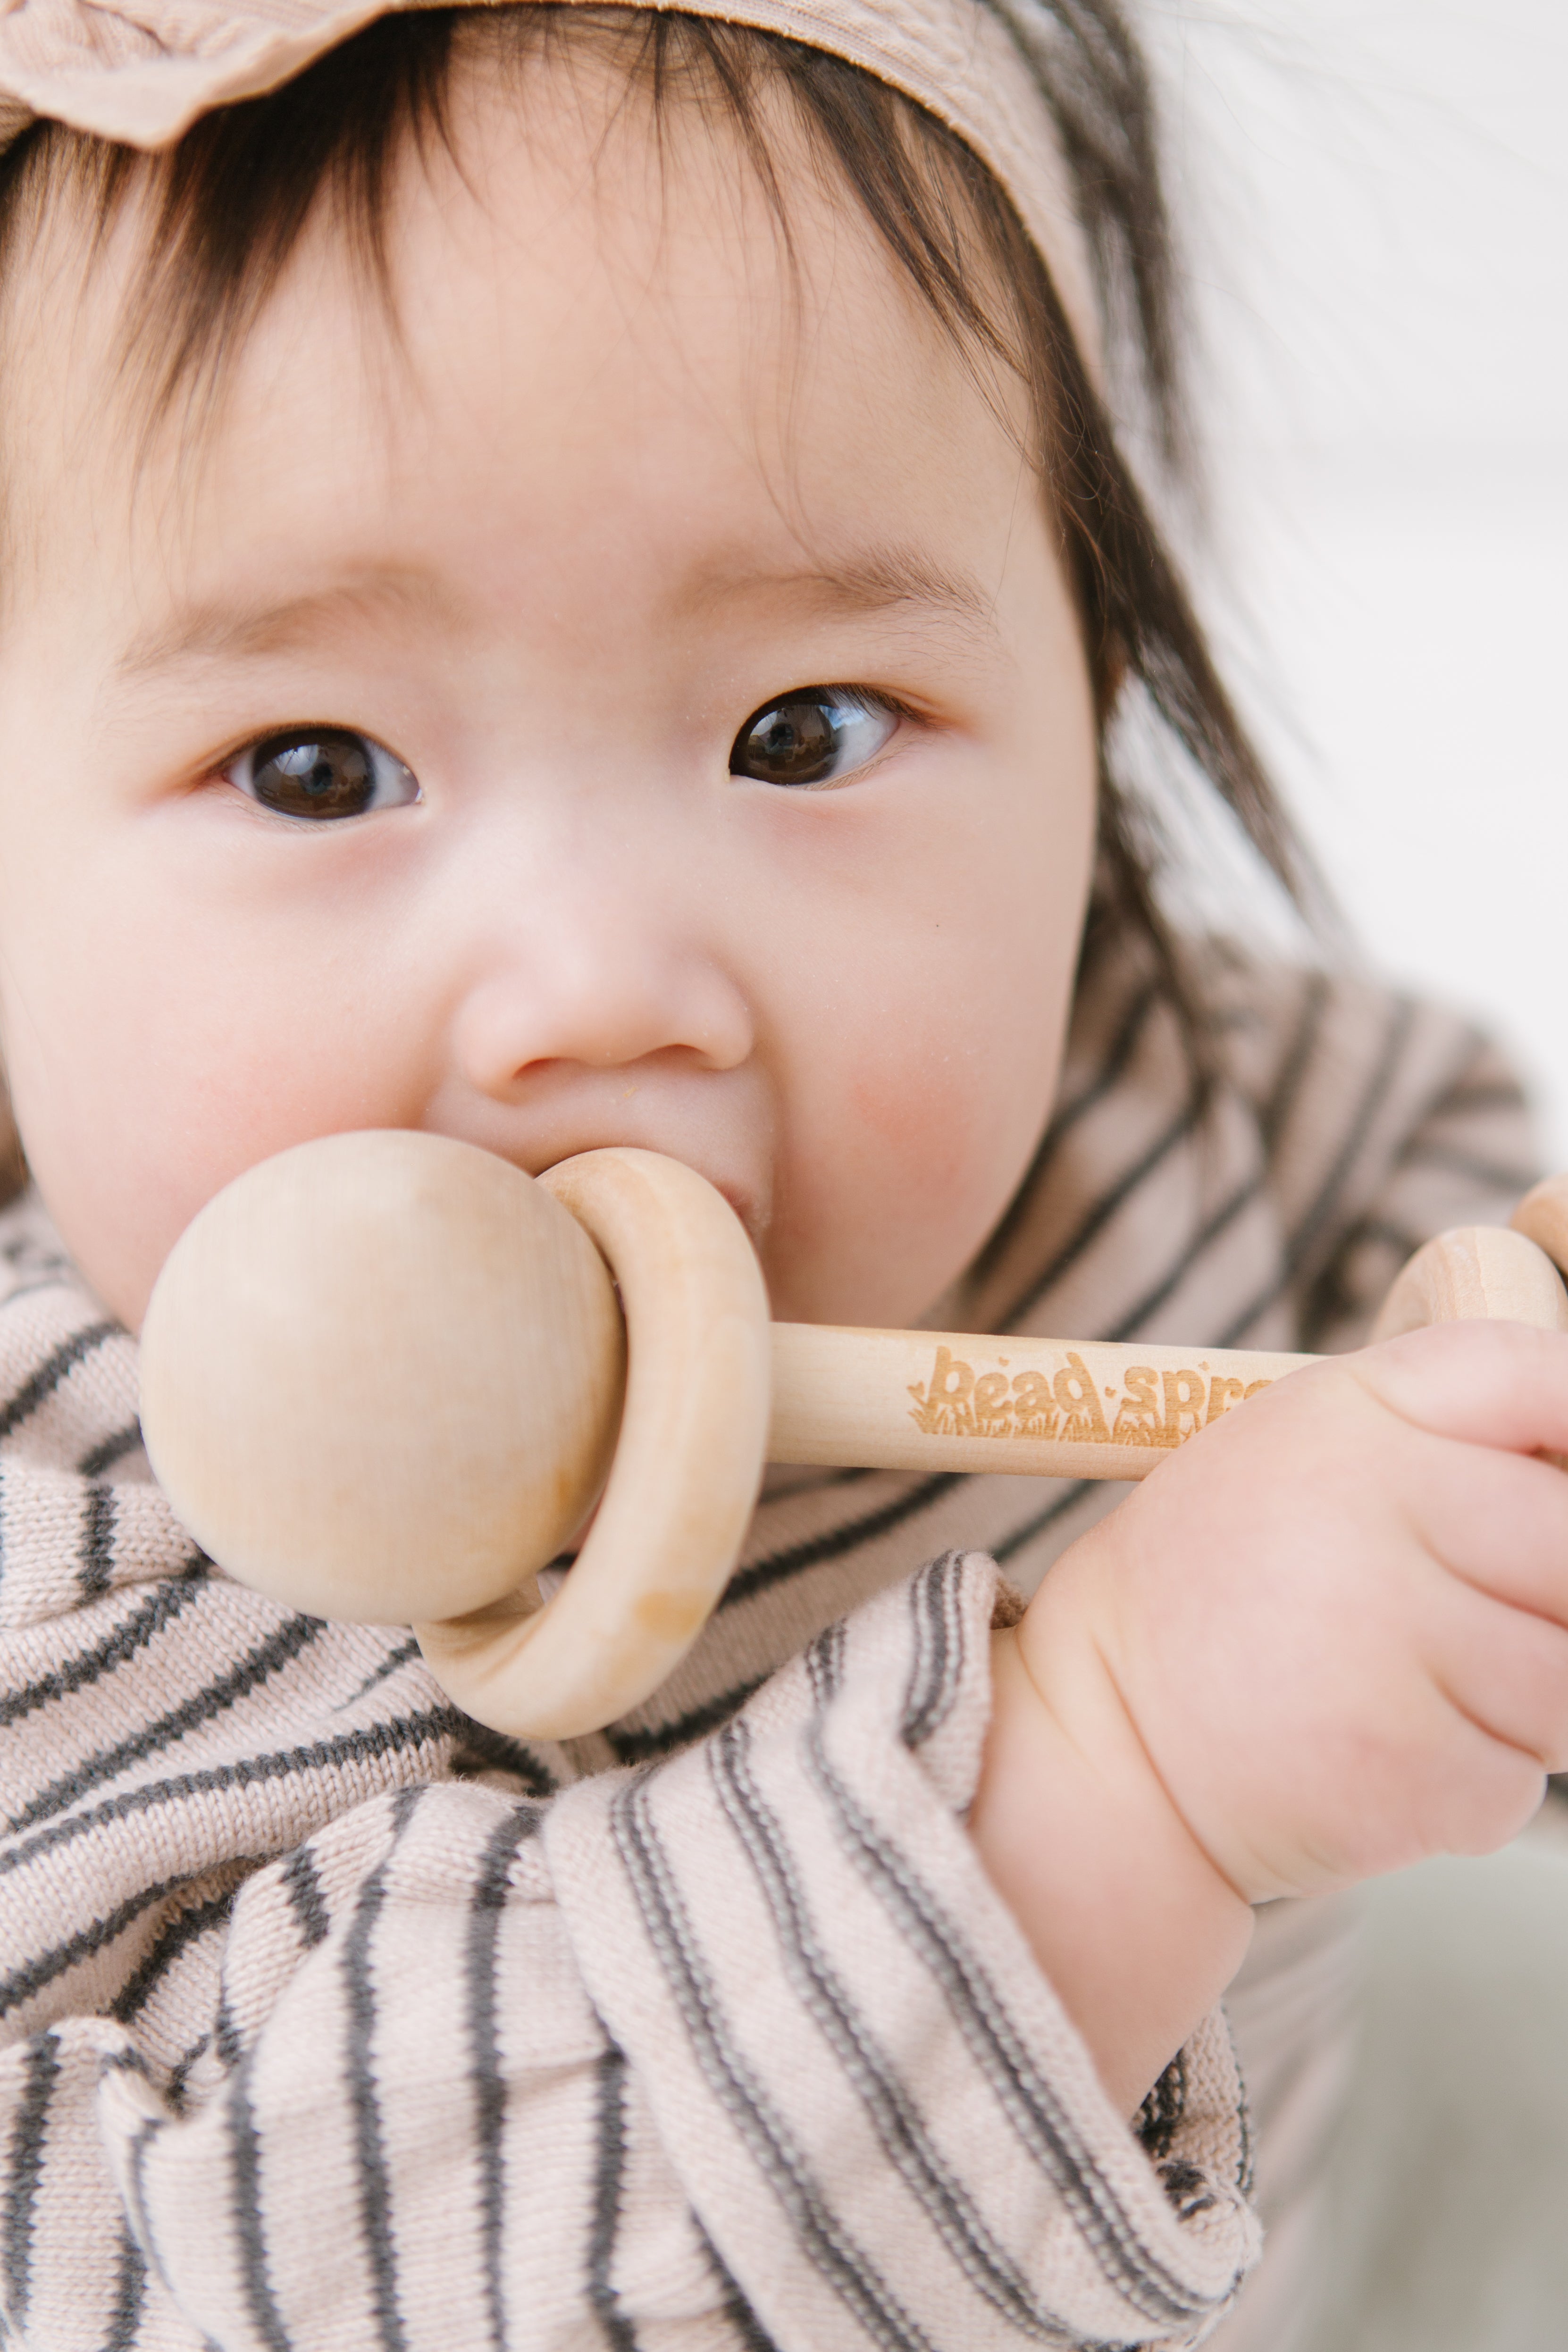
[1140,1,1567,1154]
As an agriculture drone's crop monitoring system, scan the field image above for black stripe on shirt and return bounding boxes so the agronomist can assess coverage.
[1,2030,59,2326]
[279,1846,331,1953]
[0,1563,208,1730]
[611,1772,937,2352]
[710,1705,1071,2341]
[213,1992,241,2072]
[1392,1139,1538,1196]
[1426,1074,1528,1118]
[468,1807,542,2352]
[0,1321,117,1445]
[125,2116,171,2312]
[228,2058,293,2352]
[1218,995,1418,1346]
[77,1422,145,1479]
[0,1705,460,1888]
[970,978,1163,1287]
[1041,977,1164,1170]
[166,2033,211,2115]
[801,1633,1218,2331]
[700,2226,784,2352]
[1000,1096,1204,1331]
[333,1639,423,1715]
[602,1677,769,1767]
[6,1612,330,1835]
[721,1478,962,1615]
[1,1873,197,2023]
[587,2042,641,2351]
[1105,1173,1266,1344]
[898,1553,967,1750]
[447,1719,557,1798]
[103,2222,149,2350]
[1258,971,1330,1152]
[342,1786,422,2352]
[78,1483,117,1601]
[1342,1215,1426,1266]
[111,1886,239,2026]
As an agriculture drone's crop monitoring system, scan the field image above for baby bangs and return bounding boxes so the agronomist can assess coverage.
[0,2,1312,1062]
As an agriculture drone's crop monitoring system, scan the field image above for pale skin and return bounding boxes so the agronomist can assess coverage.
[3,48,1568,2126]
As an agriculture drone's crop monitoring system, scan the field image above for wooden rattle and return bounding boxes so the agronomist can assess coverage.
[138,1132,1568,1741]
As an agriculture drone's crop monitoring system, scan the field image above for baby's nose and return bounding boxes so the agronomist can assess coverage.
[451,930,754,1096]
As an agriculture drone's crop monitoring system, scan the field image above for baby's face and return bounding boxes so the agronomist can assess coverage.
[0,56,1096,1333]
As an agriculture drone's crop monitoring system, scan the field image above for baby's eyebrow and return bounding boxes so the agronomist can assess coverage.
[110,547,1000,684]
[685,547,1003,648]
[113,571,451,681]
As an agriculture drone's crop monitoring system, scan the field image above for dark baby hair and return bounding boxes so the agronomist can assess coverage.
[0,0,1312,1063]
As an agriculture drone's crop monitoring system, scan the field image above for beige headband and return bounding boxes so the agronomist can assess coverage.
[0,0,1099,357]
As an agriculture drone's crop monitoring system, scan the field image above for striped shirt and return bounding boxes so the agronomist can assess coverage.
[0,935,1538,2350]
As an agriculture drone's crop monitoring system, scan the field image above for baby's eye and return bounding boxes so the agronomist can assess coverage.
[729,689,898,788]
[225,727,420,821]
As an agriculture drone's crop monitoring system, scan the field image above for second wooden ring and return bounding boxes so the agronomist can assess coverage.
[414,1148,773,1741]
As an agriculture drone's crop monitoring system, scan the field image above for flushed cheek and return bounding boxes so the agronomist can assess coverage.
[4,904,421,1324]
[766,818,1082,1323]
[854,1014,1050,1231]
[768,997,1059,1328]
[849,1040,1000,1171]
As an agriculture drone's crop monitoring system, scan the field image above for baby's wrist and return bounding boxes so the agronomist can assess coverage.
[970,1599,1253,2116]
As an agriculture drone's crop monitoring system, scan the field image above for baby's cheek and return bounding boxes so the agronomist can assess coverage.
[18,948,413,1328]
[827,992,1058,1317]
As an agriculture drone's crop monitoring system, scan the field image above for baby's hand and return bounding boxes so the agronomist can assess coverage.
[1025,1319,1568,1902]
[970,1320,1568,2109]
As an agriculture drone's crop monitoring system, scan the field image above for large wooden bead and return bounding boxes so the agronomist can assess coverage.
[139,1131,624,1624]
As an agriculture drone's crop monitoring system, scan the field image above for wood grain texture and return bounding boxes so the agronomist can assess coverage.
[1370,1223,1568,1342]
[416,1147,772,1738]
[139,1130,624,1624]
[770,1326,1315,1481]
[1510,1173,1568,1275]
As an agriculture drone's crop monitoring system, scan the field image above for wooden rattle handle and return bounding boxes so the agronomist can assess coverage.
[765,1217,1568,1481]
[771,1327,1312,1480]
[140,1136,1568,1743]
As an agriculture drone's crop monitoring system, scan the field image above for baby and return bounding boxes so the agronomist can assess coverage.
[0,3,1560,2346]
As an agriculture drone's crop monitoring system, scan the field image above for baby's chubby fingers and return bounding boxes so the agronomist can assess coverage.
[1351,1319,1568,1624]
[1350,1315,1568,1460]
[1421,1568,1568,1782]
[1017,1321,1568,1904]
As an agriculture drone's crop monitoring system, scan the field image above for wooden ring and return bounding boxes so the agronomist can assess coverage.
[413,1147,772,1741]
[1510,1174,1568,1278]
[1369,1222,1568,1342]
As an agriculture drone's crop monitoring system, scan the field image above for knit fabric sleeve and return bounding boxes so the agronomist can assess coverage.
[1301,1009,1540,1355]
[8,1555,1257,2352]
[1195,950,1541,1359]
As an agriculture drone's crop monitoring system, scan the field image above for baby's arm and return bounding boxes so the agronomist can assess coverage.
[971,1318,1568,2113]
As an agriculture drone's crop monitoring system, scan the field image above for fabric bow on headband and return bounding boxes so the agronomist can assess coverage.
[0,0,1098,357]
